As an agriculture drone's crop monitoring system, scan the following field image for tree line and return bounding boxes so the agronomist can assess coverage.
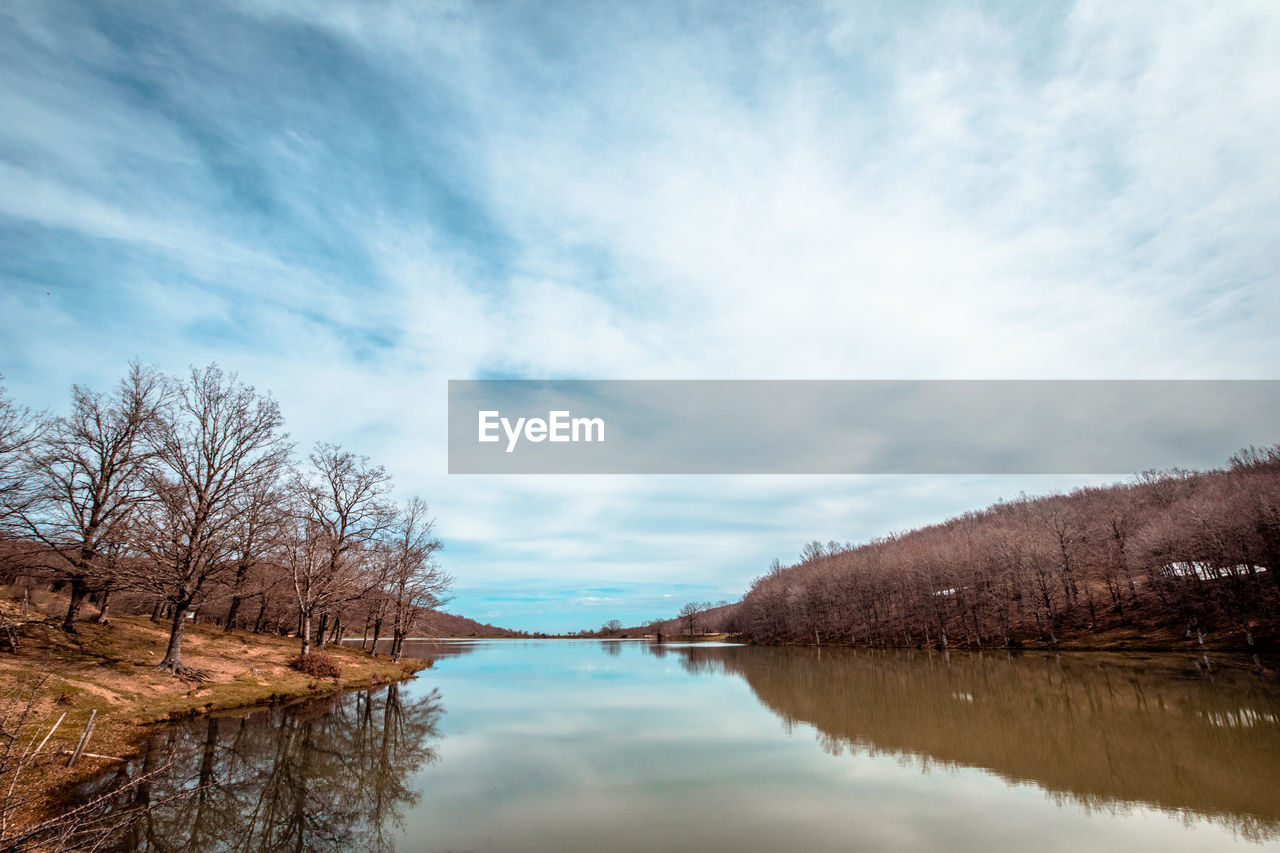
[643,450,1280,649]
[638,600,737,639]
[0,365,452,676]
[722,450,1280,649]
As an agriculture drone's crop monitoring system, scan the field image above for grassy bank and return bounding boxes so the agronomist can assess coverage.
[0,595,429,833]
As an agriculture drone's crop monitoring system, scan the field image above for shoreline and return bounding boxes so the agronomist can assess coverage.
[0,608,431,837]
[6,623,1275,842]
[638,630,1275,655]
[726,637,1277,655]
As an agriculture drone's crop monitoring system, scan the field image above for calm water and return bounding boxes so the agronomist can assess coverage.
[77,640,1280,852]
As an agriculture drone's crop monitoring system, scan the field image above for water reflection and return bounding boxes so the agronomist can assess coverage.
[68,642,1280,852]
[655,644,1280,839]
[343,637,482,661]
[75,683,444,851]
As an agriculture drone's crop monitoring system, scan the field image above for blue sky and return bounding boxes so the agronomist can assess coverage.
[1,0,1277,632]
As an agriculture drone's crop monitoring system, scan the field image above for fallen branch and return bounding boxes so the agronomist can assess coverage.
[58,750,125,763]
[65,710,96,768]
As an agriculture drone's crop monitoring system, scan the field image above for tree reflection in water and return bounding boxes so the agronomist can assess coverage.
[73,684,444,852]
[656,644,1280,842]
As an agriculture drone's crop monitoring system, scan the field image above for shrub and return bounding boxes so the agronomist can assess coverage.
[289,652,341,678]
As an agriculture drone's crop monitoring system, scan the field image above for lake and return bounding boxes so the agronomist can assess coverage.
[75,640,1280,852]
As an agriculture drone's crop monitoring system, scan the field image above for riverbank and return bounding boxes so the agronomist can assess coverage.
[727,619,1277,653]
[0,596,429,835]
[651,596,1278,653]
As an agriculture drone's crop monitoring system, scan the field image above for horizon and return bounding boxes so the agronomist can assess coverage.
[3,0,1278,633]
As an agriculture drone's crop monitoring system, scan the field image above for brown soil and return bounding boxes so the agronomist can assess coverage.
[0,591,428,834]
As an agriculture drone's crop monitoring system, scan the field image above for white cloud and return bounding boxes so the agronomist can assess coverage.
[1,0,1277,630]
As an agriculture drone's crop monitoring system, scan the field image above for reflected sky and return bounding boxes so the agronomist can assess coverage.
[392,641,1280,852]
[82,640,1280,852]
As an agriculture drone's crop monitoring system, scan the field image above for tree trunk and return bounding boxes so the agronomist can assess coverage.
[370,617,383,655]
[225,594,244,632]
[94,588,112,623]
[157,603,189,674]
[300,610,312,657]
[315,611,329,650]
[62,575,89,633]
[150,598,164,623]
[224,561,251,632]
[253,597,268,634]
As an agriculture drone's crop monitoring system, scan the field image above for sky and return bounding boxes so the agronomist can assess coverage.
[1,0,1277,632]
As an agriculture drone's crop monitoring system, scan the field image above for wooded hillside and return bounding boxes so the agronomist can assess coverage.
[726,448,1280,649]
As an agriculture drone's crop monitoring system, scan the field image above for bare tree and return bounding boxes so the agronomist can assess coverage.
[731,448,1280,650]
[291,443,394,657]
[361,579,394,654]
[19,364,167,632]
[223,477,287,632]
[384,497,450,662]
[678,601,700,636]
[0,375,43,537]
[282,513,335,656]
[800,540,826,563]
[244,559,292,634]
[127,365,291,676]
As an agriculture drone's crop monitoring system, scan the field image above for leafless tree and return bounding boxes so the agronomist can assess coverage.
[282,513,334,656]
[729,447,1280,650]
[126,365,291,676]
[678,601,700,636]
[0,375,44,537]
[290,443,394,657]
[223,477,288,631]
[383,497,451,662]
[18,364,167,632]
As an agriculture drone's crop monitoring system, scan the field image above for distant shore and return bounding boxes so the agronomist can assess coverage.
[647,630,1274,654]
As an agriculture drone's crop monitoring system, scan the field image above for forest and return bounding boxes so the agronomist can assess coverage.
[0,363,485,678]
[657,448,1280,650]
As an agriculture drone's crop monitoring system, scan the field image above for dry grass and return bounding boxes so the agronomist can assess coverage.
[0,591,428,831]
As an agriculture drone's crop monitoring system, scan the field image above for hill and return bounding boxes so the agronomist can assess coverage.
[652,447,1280,651]
[416,610,518,637]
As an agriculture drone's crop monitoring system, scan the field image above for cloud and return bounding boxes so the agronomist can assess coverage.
[1,0,1277,630]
